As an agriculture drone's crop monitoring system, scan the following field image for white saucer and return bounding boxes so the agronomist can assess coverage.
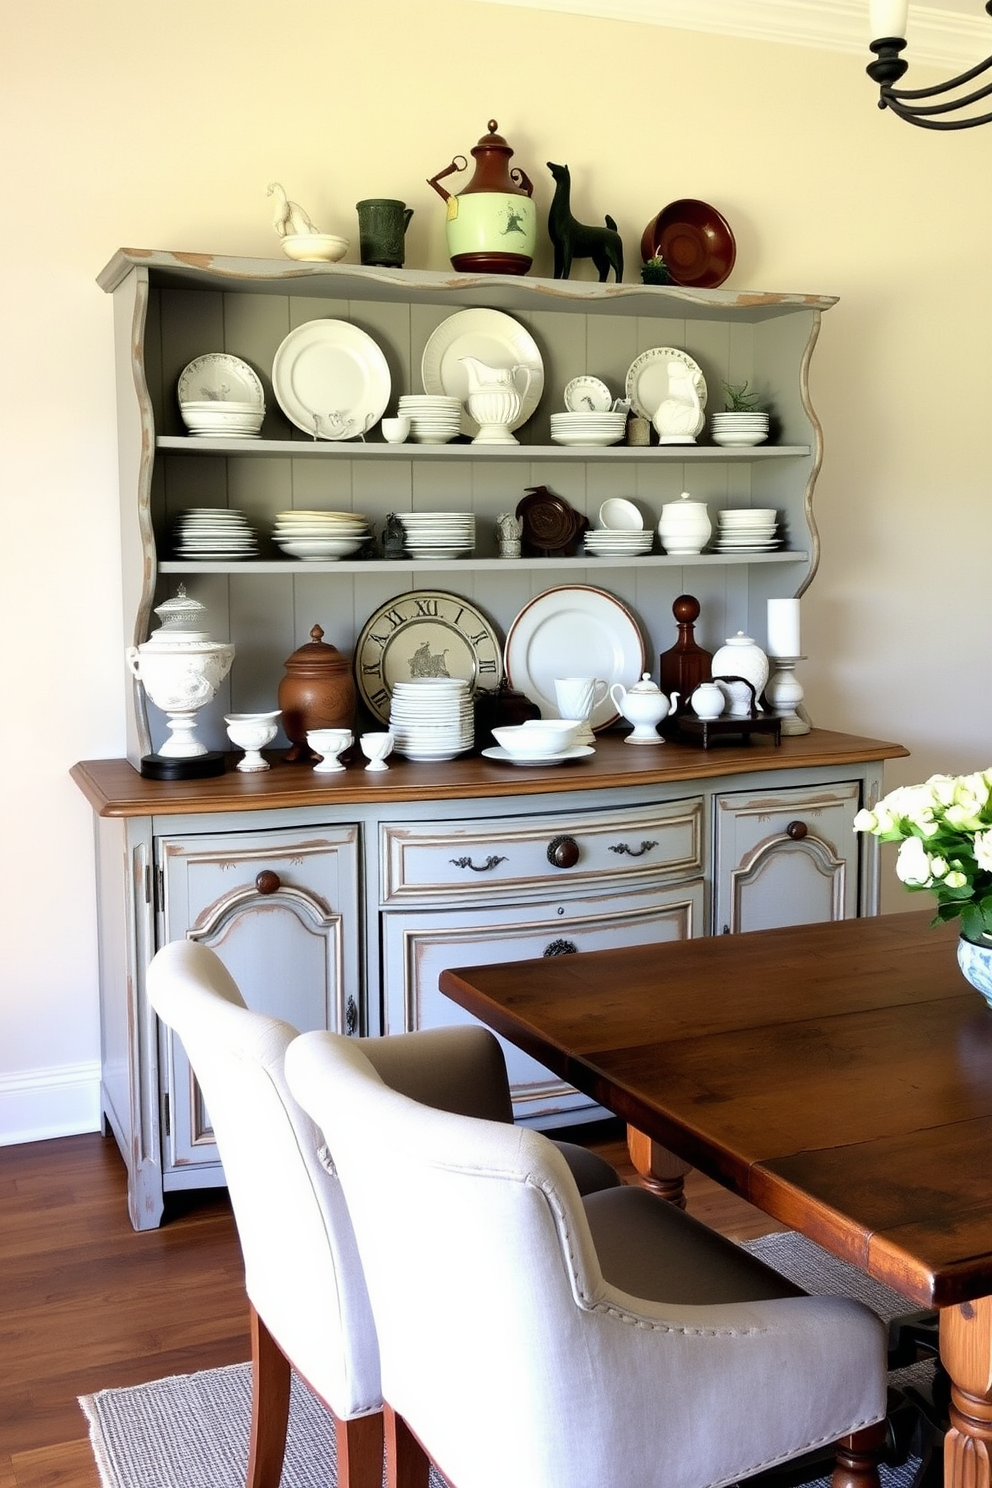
[481,744,595,767]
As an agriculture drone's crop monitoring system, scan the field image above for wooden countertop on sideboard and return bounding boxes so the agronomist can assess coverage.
[71,730,909,818]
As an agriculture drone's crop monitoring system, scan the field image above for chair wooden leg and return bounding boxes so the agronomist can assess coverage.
[384,1403,432,1488]
[246,1306,292,1488]
[831,1419,888,1488]
[337,1410,385,1488]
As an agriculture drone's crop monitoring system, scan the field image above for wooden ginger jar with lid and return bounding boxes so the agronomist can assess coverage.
[278,624,357,762]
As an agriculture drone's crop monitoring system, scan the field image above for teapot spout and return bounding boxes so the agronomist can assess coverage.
[427,156,467,203]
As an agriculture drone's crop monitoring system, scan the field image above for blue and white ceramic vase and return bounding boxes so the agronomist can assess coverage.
[956,935,992,1006]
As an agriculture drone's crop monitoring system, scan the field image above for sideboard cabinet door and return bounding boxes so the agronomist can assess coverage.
[382,879,704,1126]
[156,823,360,1174]
[713,780,861,935]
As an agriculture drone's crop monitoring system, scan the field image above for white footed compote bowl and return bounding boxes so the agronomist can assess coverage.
[225,711,281,772]
[307,728,353,773]
[360,731,394,772]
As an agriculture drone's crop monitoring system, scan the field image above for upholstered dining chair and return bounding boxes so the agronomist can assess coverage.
[145,939,620,1488]
[285,1028,890,1488]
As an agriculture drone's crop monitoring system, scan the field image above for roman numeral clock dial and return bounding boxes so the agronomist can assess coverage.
[354,590,504,724]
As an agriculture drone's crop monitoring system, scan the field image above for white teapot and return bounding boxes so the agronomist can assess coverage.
[609,673,678,744]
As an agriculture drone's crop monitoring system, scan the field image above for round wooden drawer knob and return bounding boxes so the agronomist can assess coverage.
[547,834,580,869]
[255,870,282,895]
[786,820,808,840]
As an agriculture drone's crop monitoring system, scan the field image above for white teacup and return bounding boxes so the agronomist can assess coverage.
[381,415,411,444]
[553,677,608,745]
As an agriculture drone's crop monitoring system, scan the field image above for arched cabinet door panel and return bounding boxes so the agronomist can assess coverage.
[713,781,861,935]
[156,823,360,1173]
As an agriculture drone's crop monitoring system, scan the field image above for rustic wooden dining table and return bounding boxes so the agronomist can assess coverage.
[439,910,992,1488]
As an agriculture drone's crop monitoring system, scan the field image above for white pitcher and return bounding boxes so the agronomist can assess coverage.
[460,356,533,445]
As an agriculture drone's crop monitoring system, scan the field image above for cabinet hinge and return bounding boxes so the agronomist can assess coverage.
[162,1092,171,1137]
[154,866,164,913]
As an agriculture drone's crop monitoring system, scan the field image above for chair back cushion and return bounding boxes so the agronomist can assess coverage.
[146,940,381,1418]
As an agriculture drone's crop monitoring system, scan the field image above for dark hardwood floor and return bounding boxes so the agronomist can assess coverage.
[0,1125,781,1488]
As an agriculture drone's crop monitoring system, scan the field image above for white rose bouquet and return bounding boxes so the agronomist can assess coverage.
[854,771,992,942]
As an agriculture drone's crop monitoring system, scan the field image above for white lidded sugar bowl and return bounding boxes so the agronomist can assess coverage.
[609,673,679,744]
[126,586,235,760]
[657,492,712,556]
[690,681,725,720]
[711,631,769,718]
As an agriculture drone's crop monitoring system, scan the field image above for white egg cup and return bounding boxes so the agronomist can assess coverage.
[225,711,281,771]
[360,731,394,771]
[307,728,353,773]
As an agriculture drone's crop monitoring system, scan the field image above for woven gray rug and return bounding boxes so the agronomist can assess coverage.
[79,1231,933,1488]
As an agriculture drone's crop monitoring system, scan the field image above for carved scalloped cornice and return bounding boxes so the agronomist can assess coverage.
[468,0,991,70]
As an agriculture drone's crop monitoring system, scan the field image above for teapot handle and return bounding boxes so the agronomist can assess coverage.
[426,156,468,203]
[511,166,535,198]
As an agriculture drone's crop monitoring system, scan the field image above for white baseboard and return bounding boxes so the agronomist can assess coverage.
[0,1061,102,1146]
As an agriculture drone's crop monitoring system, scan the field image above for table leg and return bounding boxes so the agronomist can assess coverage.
[940,1295,992,1488]
[626,1125,691,1207]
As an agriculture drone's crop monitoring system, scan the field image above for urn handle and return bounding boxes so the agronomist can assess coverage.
[547,834,579,869]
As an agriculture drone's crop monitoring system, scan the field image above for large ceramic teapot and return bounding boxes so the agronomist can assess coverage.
[428,120,536,274]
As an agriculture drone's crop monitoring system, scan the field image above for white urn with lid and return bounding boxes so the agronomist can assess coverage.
[711,631,769,718]
[126,586,235,760]
[657,492,712,556]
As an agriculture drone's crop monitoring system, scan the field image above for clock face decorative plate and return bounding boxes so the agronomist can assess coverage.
[355,590,504,723]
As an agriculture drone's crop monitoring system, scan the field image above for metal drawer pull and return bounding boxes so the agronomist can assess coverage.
[544,939,578,957]
[449,854,508,873]
[547,834,580,869]
[609,839,659,858]
[255,870,282,895]
[786,820,808,840]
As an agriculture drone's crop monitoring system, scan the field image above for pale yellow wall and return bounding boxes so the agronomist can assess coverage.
[1,0,987,1128]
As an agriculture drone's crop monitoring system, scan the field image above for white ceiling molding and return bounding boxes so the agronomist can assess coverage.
[468,0,992,70]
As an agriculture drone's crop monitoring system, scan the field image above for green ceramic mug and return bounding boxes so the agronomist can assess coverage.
[356,199,413,268]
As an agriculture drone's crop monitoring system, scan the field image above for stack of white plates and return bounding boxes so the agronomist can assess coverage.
[179,400,264,438]
[172,508,259,560]
[397,395,463,445]
[272,509,370,561]
[550,411,627,447]
[389,679,474,761]
[710,412,770,448]
[583,529,654,558]
[714,508,780,552]
[397,511,475,559]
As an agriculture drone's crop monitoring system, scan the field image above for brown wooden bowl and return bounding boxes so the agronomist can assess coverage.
[640,199,736,289]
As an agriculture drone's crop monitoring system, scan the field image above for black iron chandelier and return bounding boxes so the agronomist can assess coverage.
[868,0,992,127]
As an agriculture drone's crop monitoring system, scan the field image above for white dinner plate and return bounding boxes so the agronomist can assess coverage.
[504,585,646,732]
[421,308,544,438]
[625,346,707,421]
[272,320,391,440]
[481,744,595,767]
[177,353,265,410]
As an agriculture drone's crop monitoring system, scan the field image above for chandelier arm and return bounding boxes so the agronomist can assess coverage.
[880,90,992,128]
[887,52,992,101]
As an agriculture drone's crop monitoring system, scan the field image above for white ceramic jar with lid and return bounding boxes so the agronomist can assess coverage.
[657,492,711,555]
[711,631,769,717]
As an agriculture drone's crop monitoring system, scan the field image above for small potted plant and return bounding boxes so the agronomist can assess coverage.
[640,254,671,286]
[711,380,770,447]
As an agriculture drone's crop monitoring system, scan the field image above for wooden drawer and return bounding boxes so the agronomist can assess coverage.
[379,796,704,906]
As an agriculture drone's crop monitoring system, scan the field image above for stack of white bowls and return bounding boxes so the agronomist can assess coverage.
[397,511,475,559]
[710,411,769,447]
[173,508,260,560]
[550,410,627,447]
[397,395,463,444]
[272,510,370,561]
[179,401,264,438]
[389,679,474,761]
[714,508,780,552]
